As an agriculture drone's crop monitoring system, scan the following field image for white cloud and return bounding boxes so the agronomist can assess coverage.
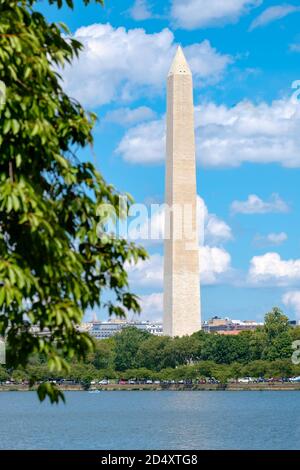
[254,232,288,247]
[197,197,233,245]
[127,196,233,246]
[117,98,300,168]
[130,0,152,20]
[205,214,233,245]
[231,194,289,214]
[184,41,233,85]
[117,119,165,164]
[128,245,232,289]
[200,246,232,284]
[138,292,163,321]
[250,5,300,30]
[127,253,164,290]
[103,106,156,126]
[248,253,300,286]
[282,291,300,320]
[62,24,231,107]
[131,250,300,292]
[195,99,300,168]
[171,0,261,29]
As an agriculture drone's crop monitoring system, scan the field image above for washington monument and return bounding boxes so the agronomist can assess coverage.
[163,46,201,337]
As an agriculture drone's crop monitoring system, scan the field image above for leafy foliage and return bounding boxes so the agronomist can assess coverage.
[0,0,147,402]
[109,309,296,373]
[2,309,300,385]
[114,327,151,371]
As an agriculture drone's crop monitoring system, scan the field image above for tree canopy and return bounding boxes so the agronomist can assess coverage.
[0,0,147,402]
[2,308,299,385]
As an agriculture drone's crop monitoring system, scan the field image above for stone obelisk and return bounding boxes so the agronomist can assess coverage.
[163,46,201,337]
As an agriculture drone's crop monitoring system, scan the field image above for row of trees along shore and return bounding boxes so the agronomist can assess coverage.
[1,308,300,385]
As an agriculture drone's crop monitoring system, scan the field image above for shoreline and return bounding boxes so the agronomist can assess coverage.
[1,383,300,392]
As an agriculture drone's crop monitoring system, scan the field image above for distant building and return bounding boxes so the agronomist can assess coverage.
[217,330,242,336]
[87,319,163,340]
[30,315,298,340]
[86,315,265,339]
[29,320,162,339]
[202,316,264,334]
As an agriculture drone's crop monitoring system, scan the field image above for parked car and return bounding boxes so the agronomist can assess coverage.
[58,379,77,385]
[146,379,153,384]
[99,379,109,385]
[290,376,300,383]
[118,379,127,385]
[154,380,160,384]
[238,377,250,383]
[208,377,220,384]
[128,379,136,384]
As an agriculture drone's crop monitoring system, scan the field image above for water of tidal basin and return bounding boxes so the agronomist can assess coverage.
[0,391,299,449]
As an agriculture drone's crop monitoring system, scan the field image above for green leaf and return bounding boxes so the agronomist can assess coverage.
[11,119,20,134]
[3,120,11,134]
[37,383,65,404]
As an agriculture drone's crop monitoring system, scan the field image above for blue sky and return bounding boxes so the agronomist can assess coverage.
[40,0,300,322]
